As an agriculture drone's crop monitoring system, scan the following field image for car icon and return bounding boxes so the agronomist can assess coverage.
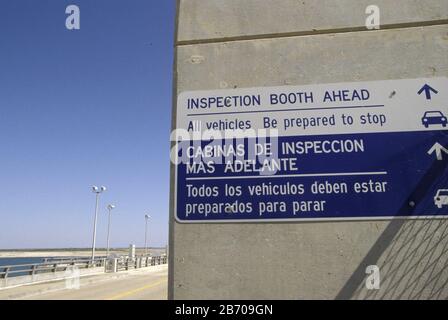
[422,111,447,128]
[434,189,448,208]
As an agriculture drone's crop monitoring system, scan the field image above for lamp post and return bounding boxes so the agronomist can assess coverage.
[91,185,106,262]
[106,204,116,258]
[144,214,151,255]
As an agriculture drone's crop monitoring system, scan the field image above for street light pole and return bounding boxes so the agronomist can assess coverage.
[106,204,115,258]
[144,214,151,255]
[91,186,106,262]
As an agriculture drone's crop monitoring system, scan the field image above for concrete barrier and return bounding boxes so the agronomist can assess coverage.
[170,0,448,299]
[1,255,167,290]
[0,267,104,290]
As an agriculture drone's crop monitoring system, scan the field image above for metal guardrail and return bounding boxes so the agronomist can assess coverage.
[0,258,105,279]
[42,256,107,263]
[115,255,167,271]
[0,255,167,279]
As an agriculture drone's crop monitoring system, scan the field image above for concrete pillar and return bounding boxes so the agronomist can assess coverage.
[129,244,136,260]
[170,0,448,299]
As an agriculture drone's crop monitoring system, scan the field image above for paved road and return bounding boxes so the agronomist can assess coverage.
[0,265,167,300]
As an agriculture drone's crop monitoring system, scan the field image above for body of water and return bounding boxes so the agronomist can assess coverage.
[0,257,47,267]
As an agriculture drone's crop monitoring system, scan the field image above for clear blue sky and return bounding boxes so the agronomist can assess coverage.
[0,0,175,249]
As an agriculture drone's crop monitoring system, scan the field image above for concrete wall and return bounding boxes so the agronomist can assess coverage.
[169,0,448,299]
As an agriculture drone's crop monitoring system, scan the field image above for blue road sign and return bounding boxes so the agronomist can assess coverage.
[174,78,448,222]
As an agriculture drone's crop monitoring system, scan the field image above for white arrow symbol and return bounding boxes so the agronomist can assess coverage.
[428,142,448,160]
